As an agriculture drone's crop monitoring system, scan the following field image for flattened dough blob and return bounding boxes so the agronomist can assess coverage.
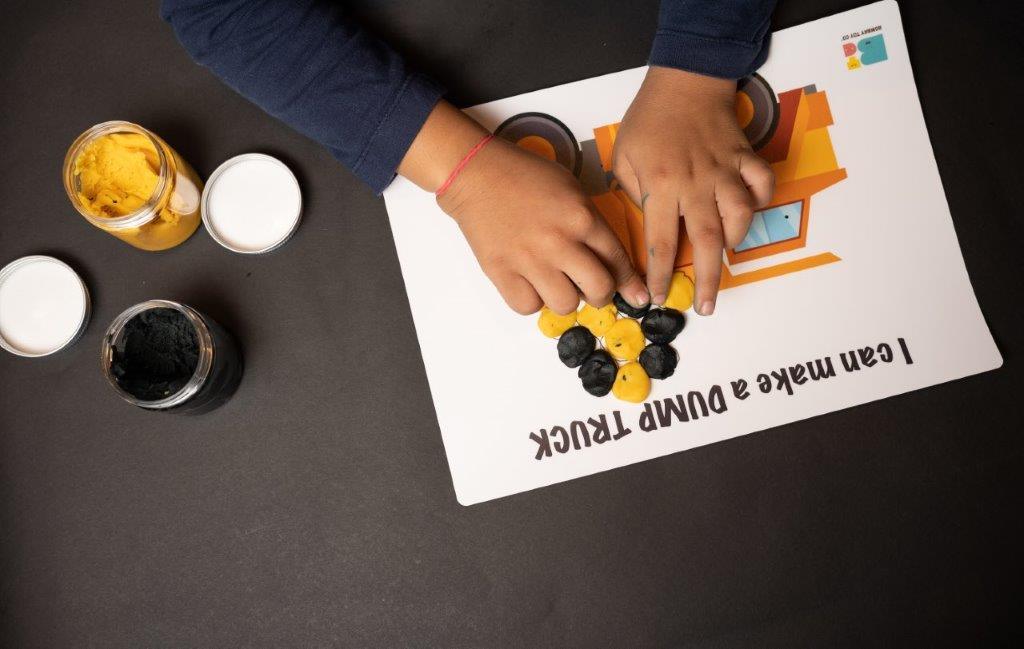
[537,306,577,338]
[604,318,645,361]
[612,361,651,403]
[577,303,617,336]
[640,308,685,344]
[639,343,678,380]
[578,350,617,397]
[663,272,695,312]
[557,326,596,368]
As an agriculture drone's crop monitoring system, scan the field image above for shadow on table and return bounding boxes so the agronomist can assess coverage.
[173,281,249,357]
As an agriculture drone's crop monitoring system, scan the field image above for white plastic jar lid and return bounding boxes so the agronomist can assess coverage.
[0,255,90,357]
[201,153,303,254]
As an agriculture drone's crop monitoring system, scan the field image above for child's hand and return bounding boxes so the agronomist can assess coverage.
[612,66,775,315]
[440,138,648,315]
[399,100,648,316]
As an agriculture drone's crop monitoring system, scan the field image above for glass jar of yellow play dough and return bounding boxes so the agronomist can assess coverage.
[63,121,203,251]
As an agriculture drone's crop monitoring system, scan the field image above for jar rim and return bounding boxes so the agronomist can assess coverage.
[63,121,170,230]
[100,300,214,410]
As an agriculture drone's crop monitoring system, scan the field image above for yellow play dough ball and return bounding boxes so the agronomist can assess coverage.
[663,272,695,312]
[577,303,618,336]
[537,306,577,338]
[604,318,645,361]
[612,362,651,403]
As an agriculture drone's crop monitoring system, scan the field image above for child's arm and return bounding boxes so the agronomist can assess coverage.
[161,0,647,314]
[161,0,443,194]
[614,0,777,315]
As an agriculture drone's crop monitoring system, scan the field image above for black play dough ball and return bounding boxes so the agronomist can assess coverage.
[641,307,685,344]
[557,326,596,368]
[577,350,617,396]
[612,292,650,319]
[639,344,678,379]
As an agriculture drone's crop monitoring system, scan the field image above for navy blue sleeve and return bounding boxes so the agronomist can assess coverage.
[160,0,444,194]
[651,0,777,79]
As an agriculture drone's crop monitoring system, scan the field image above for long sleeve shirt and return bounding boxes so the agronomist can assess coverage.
[160,0,776,193]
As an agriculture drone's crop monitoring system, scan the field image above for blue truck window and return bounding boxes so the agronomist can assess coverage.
[734,201,804,252]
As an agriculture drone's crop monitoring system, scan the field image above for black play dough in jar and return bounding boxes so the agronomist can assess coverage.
[101,300,243,414]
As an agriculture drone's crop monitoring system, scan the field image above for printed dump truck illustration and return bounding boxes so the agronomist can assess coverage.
[495,75,848,289]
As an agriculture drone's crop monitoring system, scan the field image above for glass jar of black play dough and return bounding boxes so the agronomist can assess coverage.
[101,300,243,414]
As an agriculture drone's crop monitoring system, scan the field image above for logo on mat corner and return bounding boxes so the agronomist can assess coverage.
[841,25,888,70]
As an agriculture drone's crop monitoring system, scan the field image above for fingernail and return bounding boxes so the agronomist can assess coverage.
[652,293,667,306]
[633,290,650,307]
[698,300,715,316]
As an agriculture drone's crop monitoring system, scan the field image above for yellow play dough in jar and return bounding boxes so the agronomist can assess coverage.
[65,122,202,251]
[74,133,162,217]
[612,362,651,403]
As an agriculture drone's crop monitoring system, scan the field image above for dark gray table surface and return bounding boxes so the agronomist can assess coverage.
[2,1,1022,647]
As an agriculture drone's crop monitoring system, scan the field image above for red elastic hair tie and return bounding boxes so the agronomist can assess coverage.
[435,134,495,197]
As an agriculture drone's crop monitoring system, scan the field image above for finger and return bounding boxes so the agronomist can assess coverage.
[640,191,680,305]
[613,159,642,205]
[492,272,543,315]
[582,211,649,308]
[680,193,724,316]
[558,243,616,307]
[738,152,774,209]
[529,267,580,316]
[715,172,755,249]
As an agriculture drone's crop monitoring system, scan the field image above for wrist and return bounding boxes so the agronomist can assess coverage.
[642,66,736,106]
[434,135,509,224]
[397,100,490,192]
[435,133,495,198]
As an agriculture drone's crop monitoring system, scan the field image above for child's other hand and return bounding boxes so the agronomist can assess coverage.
[439,138,649,315]
[613,66,774,315]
